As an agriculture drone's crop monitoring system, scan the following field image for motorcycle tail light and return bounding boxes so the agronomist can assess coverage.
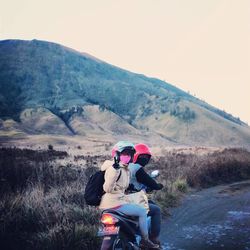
[101,213,119,225]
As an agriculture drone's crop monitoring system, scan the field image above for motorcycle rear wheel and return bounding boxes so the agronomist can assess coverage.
[112,237,135,250]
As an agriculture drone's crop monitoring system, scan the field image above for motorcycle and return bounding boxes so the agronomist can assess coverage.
[98,170,160,250]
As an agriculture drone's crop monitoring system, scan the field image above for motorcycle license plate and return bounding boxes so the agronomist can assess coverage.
[98,226,120,236]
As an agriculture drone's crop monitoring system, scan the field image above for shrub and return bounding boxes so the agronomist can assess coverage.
[170,105,196,121]
[153,187,179,216]
[173,178,188,193]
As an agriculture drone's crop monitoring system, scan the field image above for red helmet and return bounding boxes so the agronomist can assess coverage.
[133,143,152,163]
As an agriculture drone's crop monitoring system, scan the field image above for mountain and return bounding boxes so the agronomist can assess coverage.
[0,39,250,149]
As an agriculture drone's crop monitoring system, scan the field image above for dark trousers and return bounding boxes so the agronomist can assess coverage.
[148,200,161,238]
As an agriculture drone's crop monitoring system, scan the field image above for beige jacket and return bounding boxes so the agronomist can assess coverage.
[99,160,130,210]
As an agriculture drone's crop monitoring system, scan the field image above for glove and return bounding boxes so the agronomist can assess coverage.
[145,187,153,193]
[126,184,135,193]
[112,154,120,169]
[157,183,164,190]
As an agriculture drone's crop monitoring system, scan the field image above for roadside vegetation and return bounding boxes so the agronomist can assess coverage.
[149,147,250,215]
[1,147,250,249]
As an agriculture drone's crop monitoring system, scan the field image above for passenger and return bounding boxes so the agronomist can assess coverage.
[99,141,159,249]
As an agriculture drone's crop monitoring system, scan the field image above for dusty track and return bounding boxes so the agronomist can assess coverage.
[160,180,250,250]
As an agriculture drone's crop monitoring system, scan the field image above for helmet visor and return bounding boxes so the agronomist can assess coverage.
[121,147,135,156]
[136,154,151,166]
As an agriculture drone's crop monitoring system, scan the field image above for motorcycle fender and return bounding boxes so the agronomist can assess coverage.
[101,235,117,250]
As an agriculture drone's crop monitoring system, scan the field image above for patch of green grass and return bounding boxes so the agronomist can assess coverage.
[152,187,179,216]
[173,178,188,193]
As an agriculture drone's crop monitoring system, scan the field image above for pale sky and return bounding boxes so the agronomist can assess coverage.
[1,0,250,124]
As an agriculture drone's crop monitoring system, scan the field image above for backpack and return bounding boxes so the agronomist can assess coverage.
[84,169,122,206]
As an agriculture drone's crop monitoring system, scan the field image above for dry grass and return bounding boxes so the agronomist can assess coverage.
[0,147,250,249]
[0,148,102,250]
[147,147,250,215]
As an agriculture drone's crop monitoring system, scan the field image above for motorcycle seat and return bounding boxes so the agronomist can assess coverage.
[102,209,139,221]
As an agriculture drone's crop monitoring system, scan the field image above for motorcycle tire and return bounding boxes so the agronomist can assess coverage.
[112,237,135,250]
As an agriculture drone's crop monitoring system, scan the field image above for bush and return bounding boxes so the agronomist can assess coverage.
[153,187,179,216]
[170,105,196,121]
[173,178,188,193]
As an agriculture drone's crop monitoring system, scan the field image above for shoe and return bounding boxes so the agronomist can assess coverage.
[149,238,162,249]
[140,237,159,249]
[150,238,163,250]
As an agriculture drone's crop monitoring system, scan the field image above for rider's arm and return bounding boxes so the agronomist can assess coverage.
[103,163,121,193]
[135,168,162,190]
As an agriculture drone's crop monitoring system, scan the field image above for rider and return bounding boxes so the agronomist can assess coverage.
[99,141,159,249]
[128,143,163,247]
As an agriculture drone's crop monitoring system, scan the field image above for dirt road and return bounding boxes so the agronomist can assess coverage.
[160,180,250,250]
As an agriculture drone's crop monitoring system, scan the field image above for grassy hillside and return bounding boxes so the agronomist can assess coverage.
[137,100,250,146]
[0,39,249,148]
[0,39,186,121]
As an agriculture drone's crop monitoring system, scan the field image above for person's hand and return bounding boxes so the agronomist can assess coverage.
[145,187,153,193]
[157,183,164,190]
[112,153,120,169]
